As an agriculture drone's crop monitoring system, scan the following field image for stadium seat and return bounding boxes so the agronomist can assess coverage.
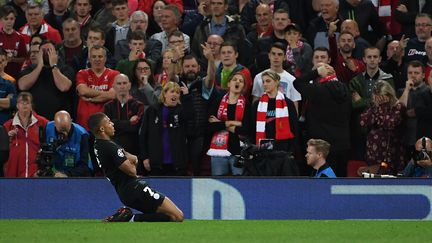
[346,160,367,177]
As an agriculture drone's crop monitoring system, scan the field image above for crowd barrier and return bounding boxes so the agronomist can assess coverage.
[0,178,431,220]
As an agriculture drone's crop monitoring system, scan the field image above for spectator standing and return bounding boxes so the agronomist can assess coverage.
[250,70,298,152]
[0,49,17,125]
[151,5,190,52]
[139,81,193,176]
[44,0,75,35]
[305,0,342,49]
[3,92,48,177]
[74,0,96,41]
[338,0,387,49]
[251,42,301,113]
[0,6,27,78]
[207,72,250,176]
[105,0,131,60]
[380,38,408,91]
[360,80,405,172]
[340,19,371,60]
[215,42,252,98]
[76,45,119,130]
[104,74,144,156]
[18,40,74,120]
[114,11,163,63]
[57,18,85,67]
[19,3,62,47]
[404,13,432,63]
[192,0,247,67]
[130,58,161,109]
[395,0,432,38]
[5,0,27,31]
[175,51,217,175]
[328,26,366,84]
[294,62,352,177]
[397,60,430,157]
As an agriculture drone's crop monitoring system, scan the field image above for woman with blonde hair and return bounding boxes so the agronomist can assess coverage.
[360,80,406,173]
[156,49,182,87]
[139,81,193,176]
[251,70,298,152]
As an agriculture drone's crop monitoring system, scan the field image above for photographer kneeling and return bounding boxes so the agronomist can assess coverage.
[39,110,92,177]
[402,137,432,178]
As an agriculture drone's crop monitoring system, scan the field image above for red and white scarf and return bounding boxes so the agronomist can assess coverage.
[286,40,304,64]
[256,91,294,145]
[207,94,246,157]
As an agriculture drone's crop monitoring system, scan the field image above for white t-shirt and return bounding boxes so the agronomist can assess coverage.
[252,69,302,102]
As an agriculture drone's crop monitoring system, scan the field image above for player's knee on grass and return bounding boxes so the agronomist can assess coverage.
[158,197,184,222]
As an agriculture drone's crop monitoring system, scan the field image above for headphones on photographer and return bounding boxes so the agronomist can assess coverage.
[422,137,426,150]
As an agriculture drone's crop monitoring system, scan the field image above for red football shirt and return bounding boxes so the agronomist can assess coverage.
[0,29,27,78]
[76,68,120,130]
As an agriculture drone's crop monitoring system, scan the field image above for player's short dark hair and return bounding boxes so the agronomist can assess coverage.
[62,17,80,29]
[407,60,425,73]
[183,54,198,63]
[363,46,381,57]
[88,26,106,40]
[273,8,289,17]
[128,30,145,42]
[164,4,181,23]
[338,31,354,40]
[112,0,128,7]
[168,30,184,40]
[0,5,17,18]
[270,42,287,54]
[220,41,238,53]
[89,44,107,56]
[313,47,330,57]
[88,112,107,135]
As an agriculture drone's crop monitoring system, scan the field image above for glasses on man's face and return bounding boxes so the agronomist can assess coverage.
[208,42,221,46]
[415,23,432,27]
[136,66,150,72]
[169,39,184,44]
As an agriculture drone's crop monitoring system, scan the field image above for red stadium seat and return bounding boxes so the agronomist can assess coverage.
[347,160,368,177]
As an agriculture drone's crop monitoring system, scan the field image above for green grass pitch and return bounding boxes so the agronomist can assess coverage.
[1,220,431,243]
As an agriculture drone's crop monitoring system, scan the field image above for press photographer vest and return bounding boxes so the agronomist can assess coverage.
[45,122,89,170]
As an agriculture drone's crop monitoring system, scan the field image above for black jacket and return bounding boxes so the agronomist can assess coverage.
[339,0,386,45]
[293,70,352,152]
[139,95,194,172]
[44,10,75,37]
[395,0,432,38]
[415,87,432,139]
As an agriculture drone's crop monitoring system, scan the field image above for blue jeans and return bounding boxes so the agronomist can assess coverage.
[211,156,244,176]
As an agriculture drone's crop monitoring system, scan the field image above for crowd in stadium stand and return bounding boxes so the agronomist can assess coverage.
[0,0,431,178]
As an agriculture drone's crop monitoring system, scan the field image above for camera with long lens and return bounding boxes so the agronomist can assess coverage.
[414,137,431,164]
[36,133,66,176]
